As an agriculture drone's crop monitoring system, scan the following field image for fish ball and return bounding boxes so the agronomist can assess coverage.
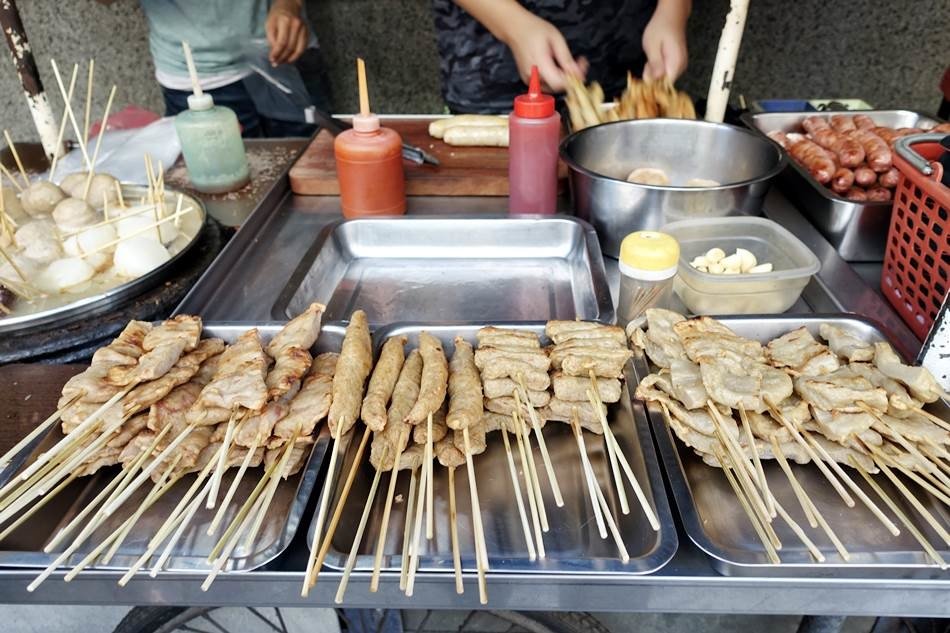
[36,257,95,293]
[20,181,66,216]
[2,187,26,223]
[14,219,62,264]
[626,167,670,186]
[52,198,97,232]
[114,236,170,278]
[0,249,37,281]
[76,223,117,254]
[704,248,725,263]
[86,173,120,209]
[59,172,90,198]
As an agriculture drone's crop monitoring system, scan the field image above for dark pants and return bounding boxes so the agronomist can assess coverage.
[161,48,332,138]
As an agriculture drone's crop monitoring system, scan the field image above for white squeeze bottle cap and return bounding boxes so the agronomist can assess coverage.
[182,41,214,111]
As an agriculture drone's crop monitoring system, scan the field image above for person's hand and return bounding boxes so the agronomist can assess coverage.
[501,11,587,92]
[266,0,308,66]
[641,3,689,81]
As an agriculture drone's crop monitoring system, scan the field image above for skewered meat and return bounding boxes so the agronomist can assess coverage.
[818,323,873,362]
[414,403,448,444]
[60,321,154,407]
[106,413,150,450]
[774,395,811,427]
[360,335,407,432]
[481,410,547,433]
[477,360,550,386]
[264,438,315,479]
[435,435,465,468]
[406,332,449,425]
[308,352,338,376]
[849,363,922,413]
[482,375,551,398]
[328,310,373,436]
[265,347,311,401]
[123,339,225,418]
[668,359,708,410]
[106,316,204,387]
[698,360,762,411]
[873,343,947,403]
[745,410,793,444]
[369,350,421,470]
[147,381,202,434]
[675,318,766,364]
[875,413,950,447]
[549,336,629,355]
[484,391,551,414]
[636,375,737,438]
[474,346,551,372]
[798,351,841,376]
[475,327,540,349]
[808,435,876,472]
[271,373,333,445]
[542,398,606,434]
[794,367,888,413]
[552,372,622,404]
[544,320,603,339]
[61,398,125,434]
[15,220,62,263]
[453,420,487,455]
[235,399,292,448]
[266,302,325,357]
[445,337,482,430]
[188,329,270,424]
[767,327,829,370]
[143,315,202,352]
[547,323,626,346]
[559,350,631,379]
[809,407,876,442]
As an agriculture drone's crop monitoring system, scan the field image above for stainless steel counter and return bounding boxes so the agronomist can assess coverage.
[1,176,941,615]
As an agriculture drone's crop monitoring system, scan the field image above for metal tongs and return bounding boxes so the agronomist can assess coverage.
[310,107,440,166]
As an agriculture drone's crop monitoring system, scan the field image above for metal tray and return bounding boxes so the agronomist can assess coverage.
[637,314,950,578]
[741,110,943,262]
[272,217,614,327]
[0,185,208,333]
[308,323,677,575]
[0,323,339,573]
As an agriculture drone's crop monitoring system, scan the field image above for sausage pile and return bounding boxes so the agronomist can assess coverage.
[769,114,950,202]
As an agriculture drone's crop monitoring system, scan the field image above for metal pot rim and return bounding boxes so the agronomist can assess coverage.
[558,118,788,191]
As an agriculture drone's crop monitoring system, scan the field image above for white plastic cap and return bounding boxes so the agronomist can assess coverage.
[352,113,380,132]
[187,93,214,111]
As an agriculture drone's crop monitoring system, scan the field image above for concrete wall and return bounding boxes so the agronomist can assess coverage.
[1,0,946,143]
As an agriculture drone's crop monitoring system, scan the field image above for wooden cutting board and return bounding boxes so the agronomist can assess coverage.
[289,118,510,196]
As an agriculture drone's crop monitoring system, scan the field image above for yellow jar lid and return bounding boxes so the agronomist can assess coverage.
[619,231,680,271]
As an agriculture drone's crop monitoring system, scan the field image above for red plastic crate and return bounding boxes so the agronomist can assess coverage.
[881,136,950,340]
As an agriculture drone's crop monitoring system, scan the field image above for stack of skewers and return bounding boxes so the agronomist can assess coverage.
[632,308,950,566]
[307,320,661,605]
[0,302,339,589]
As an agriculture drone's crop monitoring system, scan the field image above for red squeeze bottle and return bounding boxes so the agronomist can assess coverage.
[508,65,560,214]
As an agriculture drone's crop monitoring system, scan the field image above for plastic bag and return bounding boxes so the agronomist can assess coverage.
[240,38,315,124]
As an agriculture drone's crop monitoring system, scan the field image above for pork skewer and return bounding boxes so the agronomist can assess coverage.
[411,332,449,540]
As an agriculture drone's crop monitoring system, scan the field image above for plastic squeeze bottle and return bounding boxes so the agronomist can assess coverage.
[334,58,406,218]
[173,41,250,194]
[508,65,560,214]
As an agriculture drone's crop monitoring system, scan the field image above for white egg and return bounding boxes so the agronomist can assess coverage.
[36,257,95,293]
[735,248,757,273]
[76,223,117,254]
[704,248,725,264]
[113,236,171,278]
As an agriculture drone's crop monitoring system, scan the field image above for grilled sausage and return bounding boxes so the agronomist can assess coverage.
[852,130,892,172]
[831,167,855,194]
[789,139,836,184]
[360,335,407,432]
[878,167,900,189]
[867,187,892,202]
[853,114,876,131]
[405,332,449,425]
[845,187,869,201]
[829,115,857,134]
[854,165,877,187]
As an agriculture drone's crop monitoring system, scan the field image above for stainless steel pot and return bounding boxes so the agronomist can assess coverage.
[560,119,786,257]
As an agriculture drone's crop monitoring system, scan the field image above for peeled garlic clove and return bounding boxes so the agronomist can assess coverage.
[749,263,773,274]
[720,253,743,271]
[690,256,708,268]
[705,247,726,263]
[735,248,757,273]
[708,262,724,274]
[696,265,708,273]
[722,268,739,274]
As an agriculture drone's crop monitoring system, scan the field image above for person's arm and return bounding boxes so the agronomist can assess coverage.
[642,0,691,81]
[266,0,309,66]
[454,0,585,92]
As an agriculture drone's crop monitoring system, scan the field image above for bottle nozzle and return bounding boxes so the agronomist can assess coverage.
[528,65,541,97]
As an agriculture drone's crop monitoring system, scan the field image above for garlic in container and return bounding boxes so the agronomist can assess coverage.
[690,247,772,275]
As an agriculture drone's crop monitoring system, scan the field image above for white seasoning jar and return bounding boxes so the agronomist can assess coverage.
[617,231,680,327]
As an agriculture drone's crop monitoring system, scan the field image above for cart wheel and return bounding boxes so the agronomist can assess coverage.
[113,606,611,633]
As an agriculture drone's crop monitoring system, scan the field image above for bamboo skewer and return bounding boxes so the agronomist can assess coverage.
[448,465,464,594]
[770,437,817,528]
[207,411,239,509]
[511,411,544,560]
[0,393,81,471]
[914,407,950,434]
[81,84,117,201]
[302,425,341,596]
[208,435,260,535]
[426,412,434,540]
[867,451,950,546]
[462,427,488,605]
[405,443,429,597]
[501,421,536,560]
[240,431,299,558]
[570,409,608,539]
[739,405,776,518]
[83,60,94,146]
[586,375,628,515]
[399,468,417,591]
[77,205,198,258]
[0,472,79,541]
[3,130,29,188]
[370,429,407,592]
[114,181,125,209]
[512,396,548,532]
[715,449,780,564]
[207,456,284,562]
[336,462,383,603]
[516,376,563,507]
[0,164,23,192]
[147,485,211,579]
[144,456,216,552]
[879,452,950,507]
[203,494,267,591]
[851,458,947,569]
[48,63,79,182]
[50,60,91,170]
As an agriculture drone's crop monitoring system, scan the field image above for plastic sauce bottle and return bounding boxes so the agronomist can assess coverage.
[508,65,560,214]
[334,58,406,218]
[617,231,680,327]
[174,42,249,194]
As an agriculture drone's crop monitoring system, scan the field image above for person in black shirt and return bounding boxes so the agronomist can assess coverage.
[432,0,691,113]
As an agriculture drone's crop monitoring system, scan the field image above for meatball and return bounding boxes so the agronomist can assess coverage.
[20,181,66,216]
[52,198,97,232]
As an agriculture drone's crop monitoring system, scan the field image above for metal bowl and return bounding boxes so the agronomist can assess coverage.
[560,119,786,257]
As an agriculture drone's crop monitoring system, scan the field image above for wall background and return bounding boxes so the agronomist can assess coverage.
[0,0,946,142]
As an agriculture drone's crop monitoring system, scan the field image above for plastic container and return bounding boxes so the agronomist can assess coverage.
[617,231,679,327]
[175,95,250,194]
[508,66,560,214]
[661,217,820,315]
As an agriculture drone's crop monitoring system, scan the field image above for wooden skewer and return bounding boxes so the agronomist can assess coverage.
[3,130,29,188]
[305,425,371,595]
[114,181,125,209]
[570,409,608,539]
[207,411,239,509]
[501,421,536,560]
[877,450,950,507]
[462,427,488,605]
[336,462,384,604]
[60,201,188,238]
[208,435,260,535]
[798,429,901,536]
[867,449,950,546]
[0,393,81,470]
[914,407,950,434]
[448,465,464,594]
[405,442,429,597]
[399,468,417,591]
[0,472,79,541]
[0,164,23,192]
[851,458,947,569]
[48,63,79,182]
[715,449,781,564]
[511,411,544,559]
[240,431,299,557]
[769,437,818,528]
[82,59,94,146]
[516,375,564,507]
[586,378,628,515]
[81,85,117,201]
[173,193,184,229]
[302,425,341,597]
[144,455,216,551]
[738,405,776,518]
[370,429,407,592]
[921,445,950,478]
[599,409,660,530]
[867,408,950,488]
[512,394,549,531]
[78,205,198,257]
[146,484,211,579]
[425,412,434,540]
[50,60,91,170]
[202,493,269,591]
[0,244,29,285]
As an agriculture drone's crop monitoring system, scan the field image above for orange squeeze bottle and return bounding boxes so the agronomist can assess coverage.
[334,58,406,218]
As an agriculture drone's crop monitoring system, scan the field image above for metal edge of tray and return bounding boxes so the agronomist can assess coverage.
[306,321,677,577]
[269,216,616,326]
[0,322,342,574]
[637,313,950,578]
[739,110,944,261]
[0,185,208,333]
